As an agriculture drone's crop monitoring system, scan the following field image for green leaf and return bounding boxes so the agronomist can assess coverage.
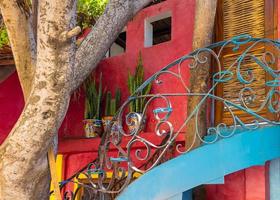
[0,27,9,48]
[77,0,108,28]
[127,52,152,113]
[84,73,103,119]
[96,73,103,119]
[110,99,116,115]
[105,91,111,116]
[115,88,121,109]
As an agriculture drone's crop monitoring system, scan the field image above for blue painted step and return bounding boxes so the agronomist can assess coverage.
[117,126,280,200]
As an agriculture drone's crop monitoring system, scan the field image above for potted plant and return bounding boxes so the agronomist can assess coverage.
[102,88,121,130]
[84,73,103,138]
[127,53,152,131]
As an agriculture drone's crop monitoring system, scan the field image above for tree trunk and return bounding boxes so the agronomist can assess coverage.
[71,0,152,91]
[0,0,76,198]
[0,0,35,101]
[0,0,152,199]
[32,0,38,43]
[185,0,217,150]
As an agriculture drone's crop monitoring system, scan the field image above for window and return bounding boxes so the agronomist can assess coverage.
[106,31,126,57]
[144,12,172,47]
[213,0,278,126]
[145,0,167,7]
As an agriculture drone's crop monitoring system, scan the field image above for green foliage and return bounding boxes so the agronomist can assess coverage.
[105,88,121,116]
[0,0,107,48]
[77,0,108,28]
[115,88,121,111]
[105,91,111,116]
[110,99,116,116]
[0,27,9,48]
[127,53,152,113]
[84,73,103,119]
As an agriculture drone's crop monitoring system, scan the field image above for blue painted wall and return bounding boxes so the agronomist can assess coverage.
[118,126,280,200]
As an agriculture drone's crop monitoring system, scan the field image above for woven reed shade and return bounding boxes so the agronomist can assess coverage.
[223,0,265,39]
[222,50,267,124]
[0,46,14,66]
[218,0,268,125]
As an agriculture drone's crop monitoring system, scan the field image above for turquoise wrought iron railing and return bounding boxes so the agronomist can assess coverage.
[58,35,280,199]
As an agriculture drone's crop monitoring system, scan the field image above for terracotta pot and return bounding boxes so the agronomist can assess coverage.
[127,113,146,132]
[83,119,103,138]
[102,116,114,131]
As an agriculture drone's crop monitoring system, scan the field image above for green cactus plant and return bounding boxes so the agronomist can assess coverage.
[105,91,111,116]
[104,88,121,116]
[115,88,121,110]
[84,73,103,120]
[127,52,152,113]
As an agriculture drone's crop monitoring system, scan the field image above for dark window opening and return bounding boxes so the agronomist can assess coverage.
[115,31,126,50]
[146,0,167,7]
[151,16,171,45]
[107,31,126,57]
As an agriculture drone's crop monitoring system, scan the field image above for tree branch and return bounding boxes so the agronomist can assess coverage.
[185,0,217,150]
[32,0,38,42]
[0,0,36,101]
[0,0,77,198]
[70,0,152,92]
[59,26,81,42]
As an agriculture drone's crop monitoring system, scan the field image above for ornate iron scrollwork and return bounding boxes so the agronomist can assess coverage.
[59,35,280,199]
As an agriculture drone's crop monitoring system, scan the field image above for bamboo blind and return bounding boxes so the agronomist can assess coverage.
[223,0,265,40]
[219,0,268,124]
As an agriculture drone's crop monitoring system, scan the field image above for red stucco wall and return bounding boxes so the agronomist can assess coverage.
[59,0,195,186]
[0,0,275,199]
[0,73,24,144]
[206,166,268,200]
[59,0,195,139]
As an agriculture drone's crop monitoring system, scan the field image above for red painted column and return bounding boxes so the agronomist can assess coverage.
[206,170,245,200]
[206,166,268,200]
[245,166,266,200]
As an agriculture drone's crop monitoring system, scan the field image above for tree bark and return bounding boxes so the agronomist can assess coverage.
[0,0,152,199]
[0,0,76,198]
[32,0,38,43]
[0,0,35,100]
[71,0,152,92]
[185,0,217,150]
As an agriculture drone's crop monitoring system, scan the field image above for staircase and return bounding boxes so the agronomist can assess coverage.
[117,126,280,200]
[59,35,280,200]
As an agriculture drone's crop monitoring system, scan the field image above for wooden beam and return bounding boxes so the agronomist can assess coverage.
[0,60,15,66]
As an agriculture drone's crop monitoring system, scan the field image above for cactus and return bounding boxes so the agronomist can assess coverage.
[127,52,152,113]
[105,91,111,116]
[104,88,121,116]
[115,88,121,109]
[96,73,102,119]
[127,72,135,112]
[110,99,116,116]
[84,73,103,120]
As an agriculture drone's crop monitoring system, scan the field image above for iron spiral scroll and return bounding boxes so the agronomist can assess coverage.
[61,35,280,199]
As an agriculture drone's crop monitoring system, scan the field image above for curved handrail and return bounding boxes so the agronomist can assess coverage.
[61,35,280,199]
[117,126,280,200]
